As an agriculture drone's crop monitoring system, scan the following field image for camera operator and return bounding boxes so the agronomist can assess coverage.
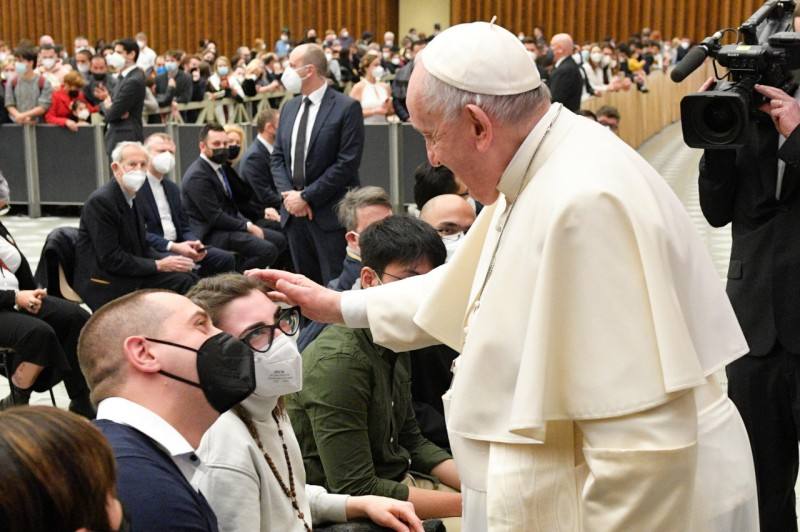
[698,76,800,532]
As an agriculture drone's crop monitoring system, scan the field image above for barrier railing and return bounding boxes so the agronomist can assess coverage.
[2,65,709,217]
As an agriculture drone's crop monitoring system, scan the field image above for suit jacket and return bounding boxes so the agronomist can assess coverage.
[699,118,800,356]
[547,56,583,113]
[75,179,158,308]
[137,177,199,252]
[33,226,79,299]
[0,221,36,310]
[95,420,219,532]
[271,87,364,231]
[181,157,250,241]
[154,69,192,107]
[83,75,118,107]
[104,67,146,154]
[238,139,282,211]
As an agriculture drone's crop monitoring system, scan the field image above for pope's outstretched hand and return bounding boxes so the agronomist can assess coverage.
[245,269,344,324]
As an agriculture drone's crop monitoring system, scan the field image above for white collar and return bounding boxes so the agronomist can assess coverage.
[302,81,327,105]
[97,397,196,457]
[121,64,137,78]
[200,153,223,172]
[147,173,164,187]
[496,103,562,203]
[555,56,566,69]
[257,134,274,153]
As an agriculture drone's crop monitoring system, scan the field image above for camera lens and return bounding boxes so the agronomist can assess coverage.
[703,99,738,134]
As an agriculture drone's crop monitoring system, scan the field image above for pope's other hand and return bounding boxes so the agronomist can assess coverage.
[245,269,344,324]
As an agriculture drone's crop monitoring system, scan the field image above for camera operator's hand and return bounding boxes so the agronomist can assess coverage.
[756,84,800,138]
[698,77,716,93]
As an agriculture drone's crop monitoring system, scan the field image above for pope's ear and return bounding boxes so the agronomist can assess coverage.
[464,104,493,152]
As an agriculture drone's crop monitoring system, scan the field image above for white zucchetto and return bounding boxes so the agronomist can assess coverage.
[420,19,542,95]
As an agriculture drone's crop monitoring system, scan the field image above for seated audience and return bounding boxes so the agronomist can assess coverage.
[44,70,98,130]
[288,216,462,522]
[597,104,621,134]
[79,289,256,532]
[419,194,475,262]
[139,133,236,276]
[5,46,53,124]
[75,141,197,310]
[350,51,392,124]
[238,108,283,223]
[182,124,284,272]
[189,274,424,532]
[0,174,92,416]
[0,406,126,532]
[412,162,469,211]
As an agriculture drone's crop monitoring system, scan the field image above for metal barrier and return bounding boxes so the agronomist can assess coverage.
[1,122,429,217]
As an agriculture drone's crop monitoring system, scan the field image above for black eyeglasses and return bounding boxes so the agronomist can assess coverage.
[239,306,301,352]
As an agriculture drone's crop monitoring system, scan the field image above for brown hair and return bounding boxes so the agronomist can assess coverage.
[0,406,117,531]
[335,186,392,231]
[78,289,170,405]
[62,70,85,89]
[359,51,381,77]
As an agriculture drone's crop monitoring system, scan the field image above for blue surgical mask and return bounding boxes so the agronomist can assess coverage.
[156,66,167,76]
[217,66,229,76]
[15,62,27,75]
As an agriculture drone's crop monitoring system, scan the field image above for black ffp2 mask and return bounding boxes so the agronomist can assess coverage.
[209,147,229,165]
[146,332,256,413]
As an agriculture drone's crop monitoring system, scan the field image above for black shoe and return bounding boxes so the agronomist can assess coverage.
[0,384,32,410]
[69,394,96,419]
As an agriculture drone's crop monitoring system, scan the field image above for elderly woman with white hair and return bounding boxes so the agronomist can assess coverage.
[0,171,93,416]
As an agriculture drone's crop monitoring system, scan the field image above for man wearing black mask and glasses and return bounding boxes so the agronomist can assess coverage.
[78,289,256,532]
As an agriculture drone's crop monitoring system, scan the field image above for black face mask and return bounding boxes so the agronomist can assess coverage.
[146,332,256,413]
[92,72,107,82]
[68,89,79,98]
[209,147,229,165]
[227,145,241,160]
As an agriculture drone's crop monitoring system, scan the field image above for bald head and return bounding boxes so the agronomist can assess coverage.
[291,43,327,79]
[550,33,574,61]
[78,290,172,404]
[420,194,475,236]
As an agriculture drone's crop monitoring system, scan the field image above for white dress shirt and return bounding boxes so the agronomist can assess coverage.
[0,233,21,293]
[147,174,178,243]
[290,83,327,179]
[136,46,157,71]
[97,397,206,488]
[257,134,274,154]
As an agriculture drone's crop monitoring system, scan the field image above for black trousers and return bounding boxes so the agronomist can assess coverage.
[285,217,346,286]
[727,343,800,532]
[196,247,236,277]
[205,229,286,272]
[0,296,90,397]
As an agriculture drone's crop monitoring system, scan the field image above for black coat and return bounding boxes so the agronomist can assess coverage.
[238,139,282,211]
[154,70,193,107]
[103,67,146,154]
[136,177,199,252]
[75,179,158,309]
[271,88,364,231]
[0,222,35,310]
[547,56,583,113]
[181,157,250,241]
[699,118,800,356]
[33,226,79,299]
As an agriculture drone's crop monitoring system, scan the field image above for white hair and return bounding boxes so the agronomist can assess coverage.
[418,65,551,125]
[111,141,148,164]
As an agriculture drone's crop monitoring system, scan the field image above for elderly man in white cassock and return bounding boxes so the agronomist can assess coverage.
[249,20,759,532]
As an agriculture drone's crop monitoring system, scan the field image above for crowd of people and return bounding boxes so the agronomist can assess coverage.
[0,18,766,532]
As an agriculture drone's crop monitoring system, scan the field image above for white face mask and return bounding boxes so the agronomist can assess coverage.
[325,51,333,61]
[77,109,90,121]
[0,52,6,62]
[591,52,603,64]
[371,66,385,80]
[77,63,90,74]
[253,334,303,399]
[41,57,56,70]
[137,40,146,49]
[601,55,612,67]
[281,65,306,93]
[121,169,146,192]
[151,151,175,175]
[107,52,126,70]
[441,232,465,262]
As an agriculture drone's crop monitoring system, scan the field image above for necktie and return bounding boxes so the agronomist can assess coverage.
[292,97,312,190]
[217,166,233,198]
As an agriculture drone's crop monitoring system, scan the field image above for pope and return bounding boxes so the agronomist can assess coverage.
[249,21,759,532]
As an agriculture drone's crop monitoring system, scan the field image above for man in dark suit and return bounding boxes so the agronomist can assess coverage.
[79,290,254,532]
[139,132,235,277]
[94,38,146,157]
[154,50,193,109]
[547,33,583,113]
[75,141,197,311]
[271,43,365,285]
[182,124,284,272]
[698,82,800,532]
[239,107,283,222]
[83,54,118,106]
[392,39,427,122]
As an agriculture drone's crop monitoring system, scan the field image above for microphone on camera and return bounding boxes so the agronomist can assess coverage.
[671,32,723,83]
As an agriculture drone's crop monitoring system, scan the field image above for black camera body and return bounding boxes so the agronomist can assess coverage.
[676,0,800,149]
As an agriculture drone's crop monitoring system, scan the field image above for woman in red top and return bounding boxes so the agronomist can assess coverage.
[44,70,98,131]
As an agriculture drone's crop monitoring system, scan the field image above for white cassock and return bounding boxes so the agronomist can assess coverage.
[341,103,759,531]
